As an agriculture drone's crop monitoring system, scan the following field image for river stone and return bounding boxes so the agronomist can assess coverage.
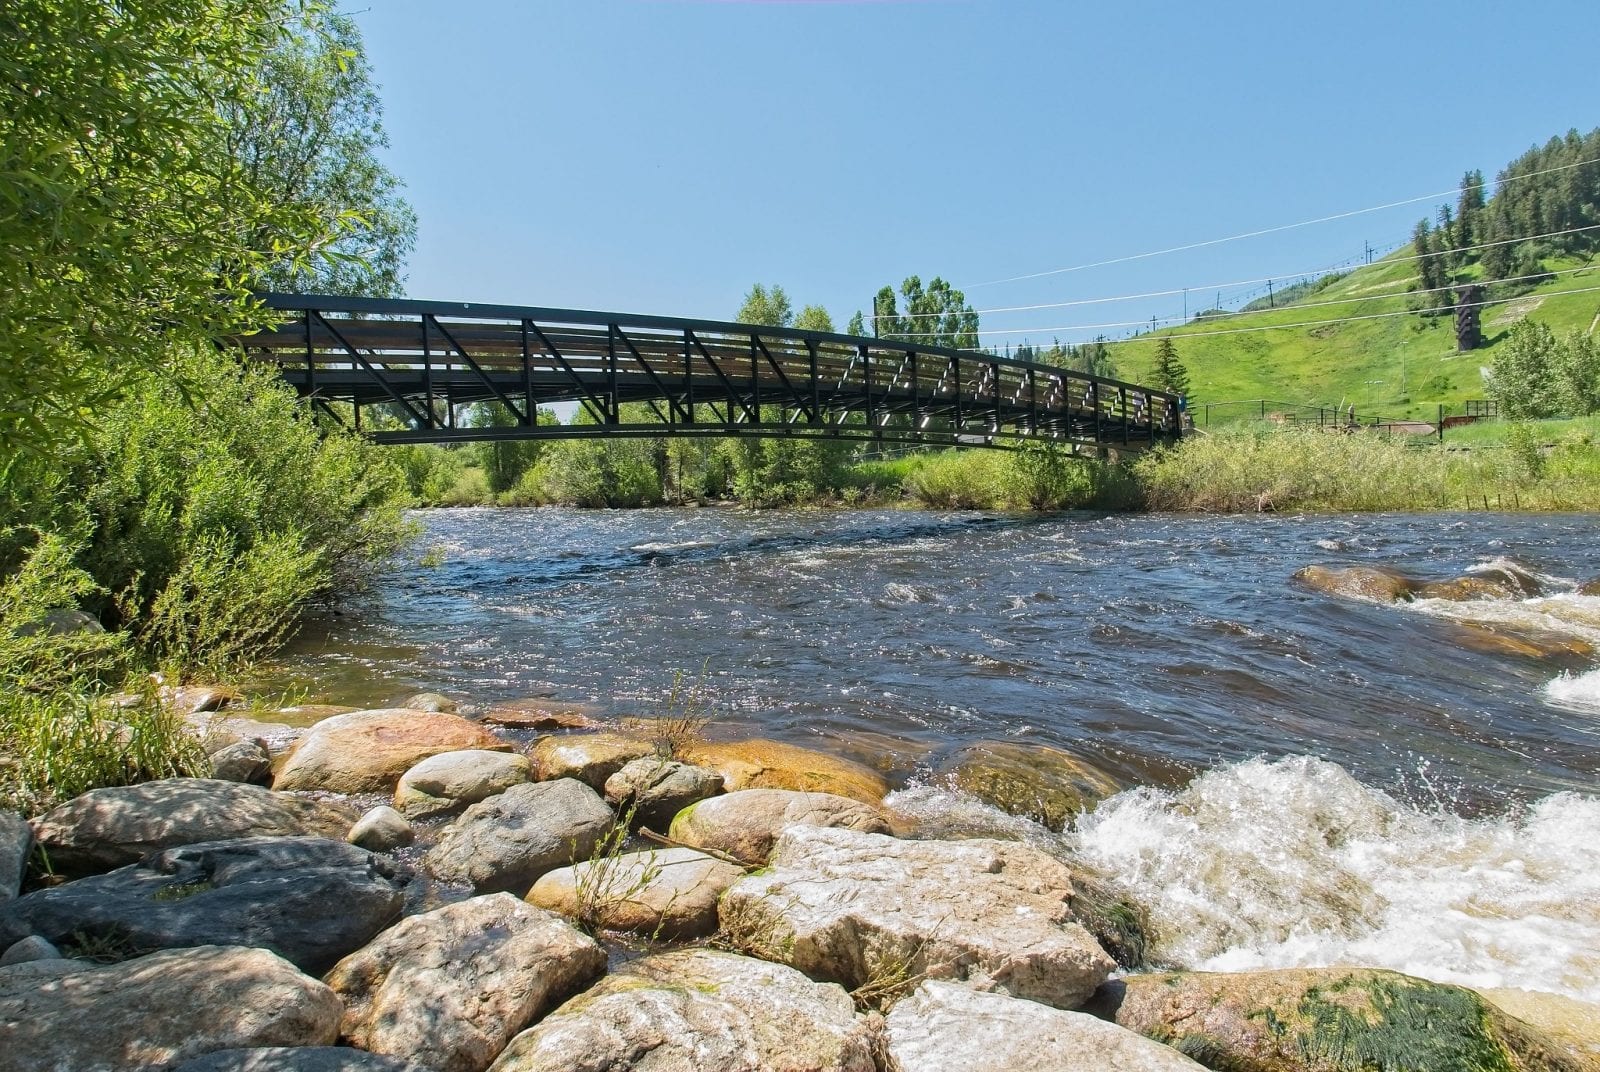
[209,738,273,784]
[1094,968,1588,1072]
[274,708,511,793]
[348,805,414,851]
[425,779,614,893]
[529,732,655,789]
[481,698,601,731]
[1419,575,1523,601]
[1479,988,1600,1063]
[0,935,61,965]
[1292,564,1419,603]
[1580,577,1600,597]
[939,741,1122,832]
[164,684,243,714]
[679,738,889,805]
[0,835,406,973]
[0,811,29,902]
[28,777,358,877]
[0,945,341,1072]
[395,749,532,819]
[1454,623,1596,660]
[528,847,743,939]
[721,826,1115,1010]
[668,788,890,865]
[603,756,723,831]
[487,948,876,1072]
[404,691,460,713]
[885,980,1207,1072]
[325,893,605,1072]
[175,1049,426,1072]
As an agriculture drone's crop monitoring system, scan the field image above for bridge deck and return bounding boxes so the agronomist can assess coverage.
[240,294,1182,451]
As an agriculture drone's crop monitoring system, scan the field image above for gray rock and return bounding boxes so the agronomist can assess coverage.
[425,780,614,894]
[528,847,744,939]
[209,739,273,784]
[883,980,1207,1071]
[721,826,1115,1010]
[394,749,531,820]
[487,948,875,1072]
[0,811,29,902]
[29,778,357,877]
[668,788,889,865]
[404,691,460,713]
[0,945,341,1072]
[13,607,103,637]
[348,806,414,852]
[325,893,605,1072]
[175,1050,426,1072]
[0,835,406,974]
[603,757,722,832]
[0,935,61,965]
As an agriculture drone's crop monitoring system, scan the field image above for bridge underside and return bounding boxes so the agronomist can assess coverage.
[242,294,1182,453]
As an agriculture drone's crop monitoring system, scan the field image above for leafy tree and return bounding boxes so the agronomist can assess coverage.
[1489,320,1558,418]
[846,310,867,337]
[472,403,550,495]
[231,10,416,296]
[1552,330,1600,415]
[735,284,793,328]
[1147,338,1191,399]
[871,276,980,350]
[0,0,336,455]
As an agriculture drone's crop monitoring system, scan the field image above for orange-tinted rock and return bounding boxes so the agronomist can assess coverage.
[1292,565,1418,603]
[1418,576,1520,602]
[481,698,603,731]
[528,732,654,790]
[1455,624,1595,660]
[273,709,511,794]
[678,739,888,806]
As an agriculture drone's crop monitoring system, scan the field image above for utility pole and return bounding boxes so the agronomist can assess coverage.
[1267,279,1275,308]
[1183,288,1188,321]
[1365,240,1373,266]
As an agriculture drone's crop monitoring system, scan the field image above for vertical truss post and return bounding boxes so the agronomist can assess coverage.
[1028,367,1038,436]
[991,361,1001,432]
[1091,382,1101,443]
[807,340,820,425]
[302,309,316,398]
[862,344,874,429]
[748,332,760,425]
[520,320,534,426]
[606,324,620,424]
[1120,385,1129,446]
[421,313,434,429]
[683,330,696,424]
[910,351,920,427]
[950,355,961,433]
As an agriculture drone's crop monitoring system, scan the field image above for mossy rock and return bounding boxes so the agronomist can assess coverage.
[939,741,1122,831]
[1101,967,1591,1072]
[1068,872,1152,969]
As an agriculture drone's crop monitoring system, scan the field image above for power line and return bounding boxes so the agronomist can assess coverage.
[963,155,1600,289]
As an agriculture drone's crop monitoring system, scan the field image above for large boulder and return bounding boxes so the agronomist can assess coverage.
[528,847,743,939]
[1095,968,1589,1072]
[1479,989,1600,1065]
[529,732,654,790]
[938,741,1122,832]
[425,779,614,894]
[325,893,605,1072]
[0,945,341,1072]
[884,980,1206,1072]
[487,948,876,1072]
[0,835,405,974]
[721,826,1114,1010]
[274,709,510,794]
[175,1050,425,1072]
[1292,564,1418,603]
[603,756,722,832]
[668,788,889,865]
[394,749,531,820]
[0,811,29,902]
[27,778,357,878]
[679,738,888,805]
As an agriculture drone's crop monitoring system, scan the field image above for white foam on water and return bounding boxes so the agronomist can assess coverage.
[1073,756,1600,1002]
[1407,591,1600,649]
[1546,668,1600,708]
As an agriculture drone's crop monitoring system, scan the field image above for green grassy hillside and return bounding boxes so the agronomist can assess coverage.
[1110,249,1600,424]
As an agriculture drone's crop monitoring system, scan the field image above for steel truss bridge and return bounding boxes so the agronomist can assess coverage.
[241,294,1183,452]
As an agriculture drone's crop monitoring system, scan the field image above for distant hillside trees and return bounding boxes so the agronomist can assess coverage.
[1016,339,1116,379]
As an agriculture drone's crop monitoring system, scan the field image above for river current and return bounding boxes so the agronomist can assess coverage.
[269,508,1600,1001]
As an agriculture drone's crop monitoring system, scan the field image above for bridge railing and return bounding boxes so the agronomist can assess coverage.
[239,293,1182,451]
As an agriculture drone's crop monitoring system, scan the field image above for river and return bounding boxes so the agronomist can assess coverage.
[267,507,1600,1001]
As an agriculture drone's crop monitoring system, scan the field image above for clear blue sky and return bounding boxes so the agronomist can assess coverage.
[354,0,1597,349]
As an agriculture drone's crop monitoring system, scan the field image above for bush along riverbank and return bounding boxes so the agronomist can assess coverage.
[2,685,1597,1071]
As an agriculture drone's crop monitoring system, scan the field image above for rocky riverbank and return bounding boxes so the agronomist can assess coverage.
[2,689,1597,1071]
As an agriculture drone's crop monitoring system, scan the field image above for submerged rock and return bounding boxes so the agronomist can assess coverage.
[425,779,614,894]
[481,698,602,731]
[28,778,357,877]
[529,846,743,939]
[0,811,30,902]
[668,788,889,865]
[325,893,604,1072]
[679,738,889,805]
[1292,564,1418,603]
[403,691,459,713]
[529,732,655,790]
[1094,967,1589,1072]
[274,709,510,794]
[1418,576,1524,602]
[1579,577,1600,597]
[603,756,722,832]
[175,1050,426,1072]
[1454,623,1596,660]
[721,826,1115,1009]
[939,741,1122,832]
[0,945,341,1072]
[394,749,531,820]
[884,980,1206,1072]
[487,948,876,1072]
[0,835,405,973]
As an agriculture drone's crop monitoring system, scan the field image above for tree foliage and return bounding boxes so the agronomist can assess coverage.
[871,276,979,350]
[1489,320,1559,419]
[1148,338,1191,399]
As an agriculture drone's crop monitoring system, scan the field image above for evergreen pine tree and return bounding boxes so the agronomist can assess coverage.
[1456,169,1486,250]
[1149,338,1190,399]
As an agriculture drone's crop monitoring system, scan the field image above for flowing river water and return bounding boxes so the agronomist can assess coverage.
[267,507,1600,1002]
